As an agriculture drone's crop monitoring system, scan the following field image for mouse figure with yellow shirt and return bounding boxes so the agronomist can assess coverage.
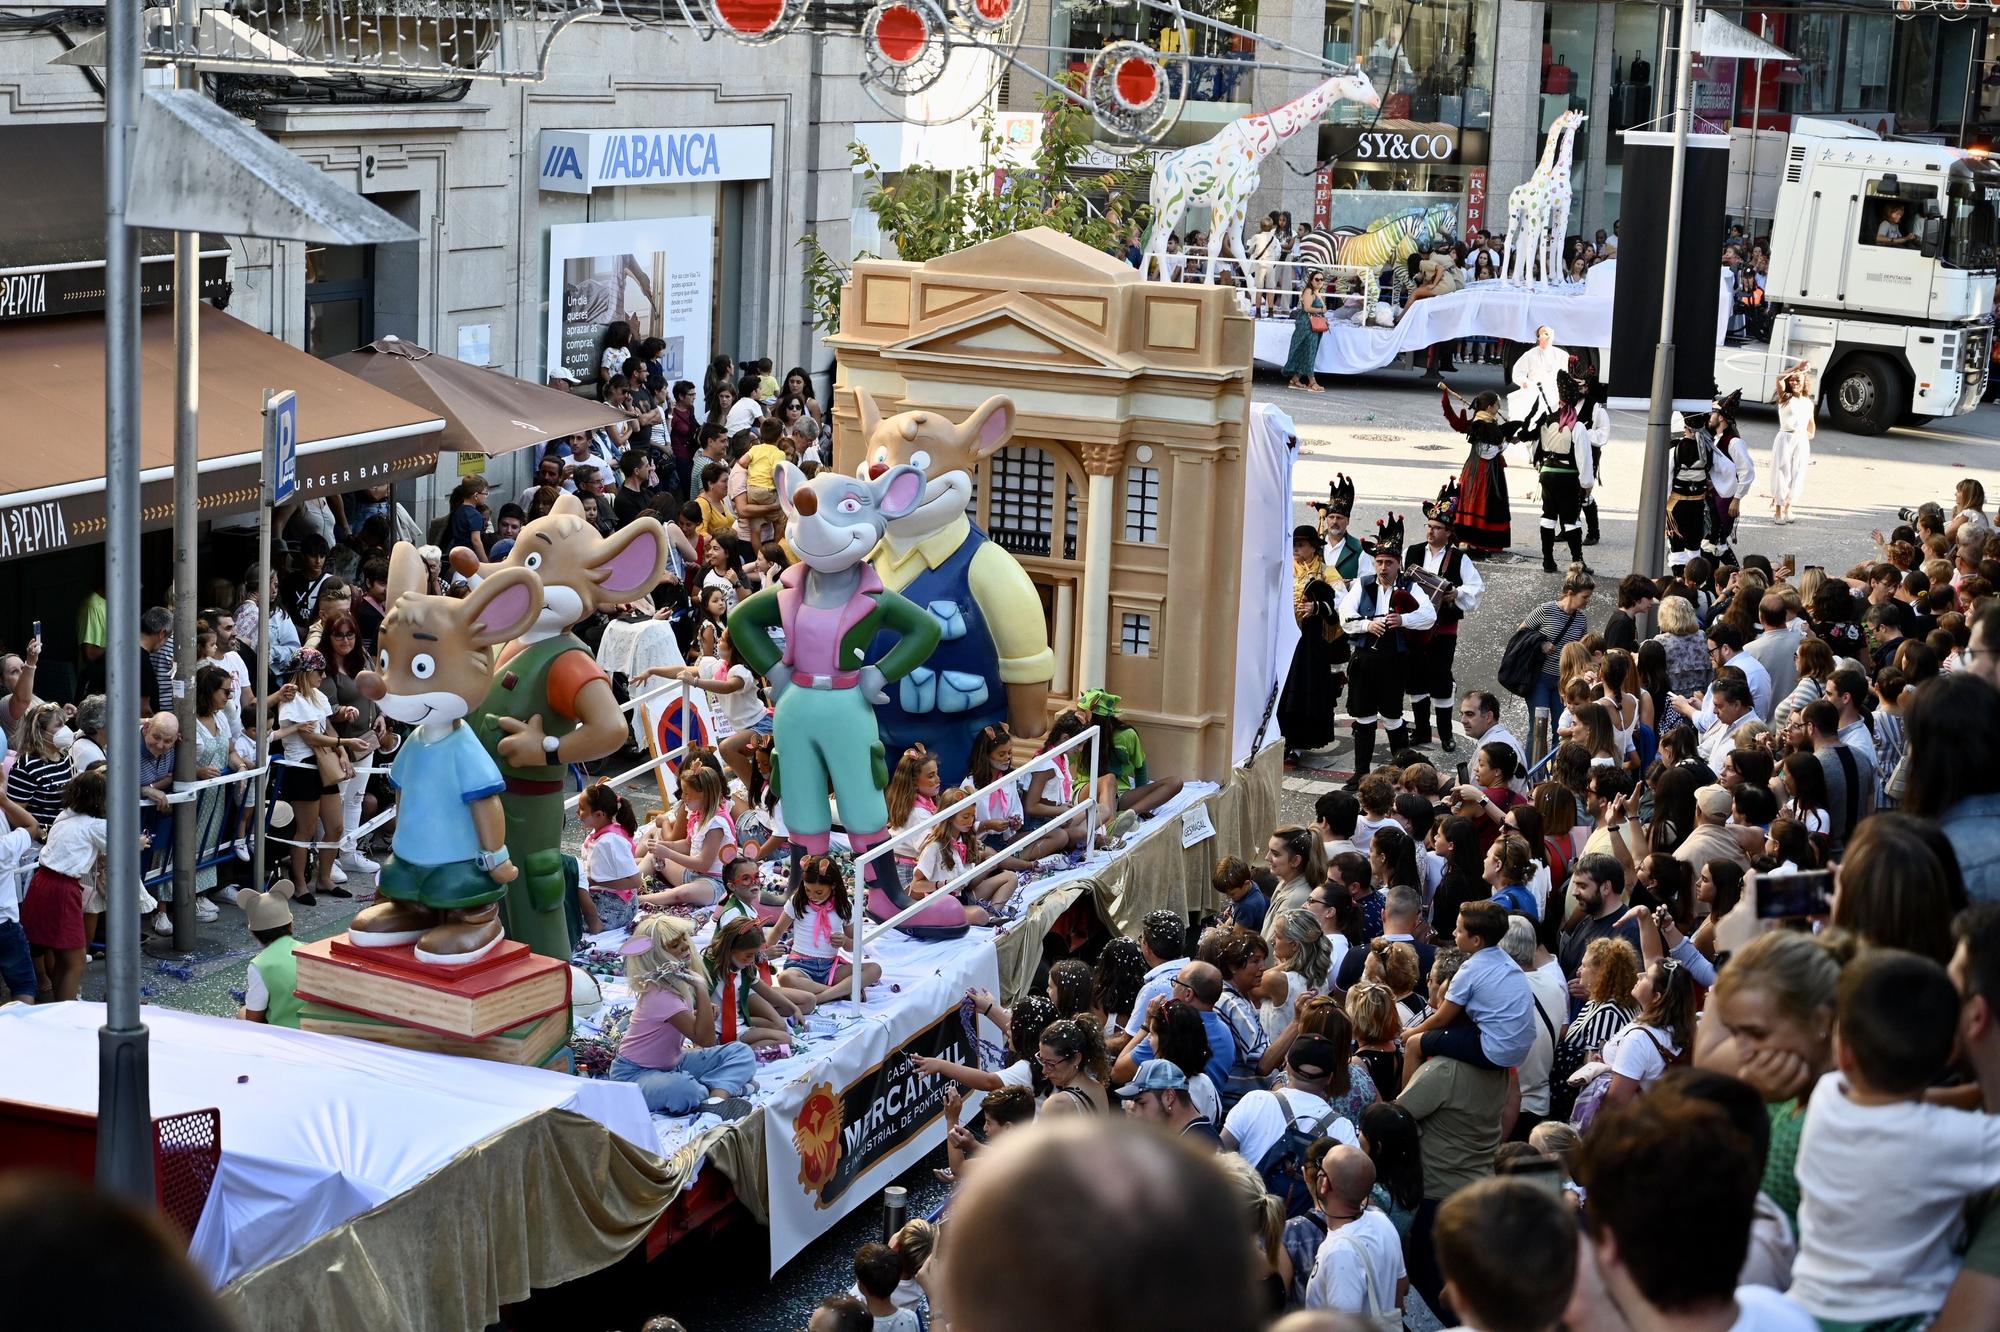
[851,388,1055,783]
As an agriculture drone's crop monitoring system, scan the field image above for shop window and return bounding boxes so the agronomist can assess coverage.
[1841,14,1893,112]
[1122,465,1160,542]
[305,244,373,361]
[1119,612,1153,657]
[989,446,1056,558]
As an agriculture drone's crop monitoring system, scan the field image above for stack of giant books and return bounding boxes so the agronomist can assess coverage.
[294,936,572,1072]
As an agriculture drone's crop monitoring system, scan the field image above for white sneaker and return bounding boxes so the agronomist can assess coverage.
[233,837,252,862]
[328,860,349,885]
[150,910,173,934]
[338,850,381,875]
[195,897,219,923]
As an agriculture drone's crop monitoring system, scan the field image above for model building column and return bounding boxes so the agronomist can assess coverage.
[1077,442,1124,692]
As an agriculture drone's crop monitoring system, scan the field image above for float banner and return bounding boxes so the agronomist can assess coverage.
[1609,131,1730,405]
[764,945,1002,1272]
[546,217,713,389]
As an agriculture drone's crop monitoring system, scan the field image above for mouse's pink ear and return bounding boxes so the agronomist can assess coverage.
[463,568,543,649]
[953,395,1015,459]
[874,465,927,521]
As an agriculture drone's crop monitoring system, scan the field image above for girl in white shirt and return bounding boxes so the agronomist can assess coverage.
[577,782,643,935]
[273,651,348,903]
[18,767,113,1001]
[673,632,768,795]
[910,789,1012,923]
[639,764,737,909]
[1594,958,1698,1113]
[766,854,882,1003]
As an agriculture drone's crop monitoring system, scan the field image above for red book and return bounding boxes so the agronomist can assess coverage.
[294,937,569,1042]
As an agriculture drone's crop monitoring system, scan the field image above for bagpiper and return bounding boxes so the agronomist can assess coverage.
[1405,482,1485,753]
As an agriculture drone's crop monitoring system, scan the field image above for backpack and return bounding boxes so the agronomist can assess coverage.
[1255,1091,1346,1219]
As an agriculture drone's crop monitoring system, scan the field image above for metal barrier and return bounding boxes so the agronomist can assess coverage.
[134,676,692,907]
[562,681,694,814]
[846,728,1101,1004]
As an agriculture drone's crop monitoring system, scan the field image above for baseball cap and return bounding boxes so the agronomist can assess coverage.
[548,364,579,384]
[1115,1059,1190,1098]
[1288,1034,1339,1080]
[1695,784,1733,820]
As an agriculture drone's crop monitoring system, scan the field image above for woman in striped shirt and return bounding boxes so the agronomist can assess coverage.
[7,701,74,833]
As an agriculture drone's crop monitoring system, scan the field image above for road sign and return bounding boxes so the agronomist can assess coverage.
[265,389,297,504]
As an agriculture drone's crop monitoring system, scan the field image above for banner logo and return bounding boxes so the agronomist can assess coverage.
[794,1081,844,1195]
[792,1010,971,1210]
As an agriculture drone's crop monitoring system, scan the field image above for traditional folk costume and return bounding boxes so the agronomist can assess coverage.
[1666,412,1713,572]
[1701,390,1756,565]
[1279,476,1369,757]
[1280,527,1344,757]
[1576,365,1611,546]
[1528,370,1598,572]
[1338,514,1437,782]
[1441,387,1526,555]
[1404,482,1485,753]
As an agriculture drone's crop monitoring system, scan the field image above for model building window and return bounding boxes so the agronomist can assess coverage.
[1123,465,1161,542]
[1120,612,1153,656]
[989,446,1056,557]
[1064,476,1079,560]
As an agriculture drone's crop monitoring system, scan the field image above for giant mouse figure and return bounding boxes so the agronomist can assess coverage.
[449,493,667,960]
[348,543,544,966]
[728,462,967,938]
[852,388,1054,784]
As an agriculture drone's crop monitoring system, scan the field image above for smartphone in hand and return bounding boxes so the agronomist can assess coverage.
[1756,870,1833,921]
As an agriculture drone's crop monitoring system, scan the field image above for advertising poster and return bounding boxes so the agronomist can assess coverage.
[763,948,1003,1272]
[546,217,713,389]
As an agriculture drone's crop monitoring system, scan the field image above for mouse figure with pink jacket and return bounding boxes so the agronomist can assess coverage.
[851,388,1055,785]
[727,463,968,938]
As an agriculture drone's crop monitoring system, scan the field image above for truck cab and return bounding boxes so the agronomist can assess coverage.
[1716,118,1999,434]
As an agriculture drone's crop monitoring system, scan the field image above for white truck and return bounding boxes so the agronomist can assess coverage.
[1716,117,1999,435]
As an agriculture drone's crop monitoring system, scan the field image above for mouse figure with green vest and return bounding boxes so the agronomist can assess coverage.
[238,879,301,1028]
[449,493,669,960]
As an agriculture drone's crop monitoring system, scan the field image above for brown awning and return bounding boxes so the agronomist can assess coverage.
[328,337,632,459]
[0,305,444,562]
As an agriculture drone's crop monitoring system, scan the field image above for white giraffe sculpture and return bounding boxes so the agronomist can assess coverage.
[1500,111,1585,287]
[1141,70,1381,301]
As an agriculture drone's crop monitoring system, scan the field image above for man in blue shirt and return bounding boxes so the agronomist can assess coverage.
[1125,961,1237,1096]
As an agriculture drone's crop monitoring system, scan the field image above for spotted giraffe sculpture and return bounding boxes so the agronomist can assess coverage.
[1542,111,1587,280]
[1500,111,1585,287]
[1141,70,1381,306]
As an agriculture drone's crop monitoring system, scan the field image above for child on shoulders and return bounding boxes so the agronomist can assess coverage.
[1402,900,1536,1074]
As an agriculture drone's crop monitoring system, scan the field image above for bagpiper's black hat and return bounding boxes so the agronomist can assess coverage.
[1327,473,1356,518]
[1422,480,1459,526]
[1370,512,1406,556]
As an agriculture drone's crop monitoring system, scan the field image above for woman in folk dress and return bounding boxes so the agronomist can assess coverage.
[1766,365,1816,524]
[1441,385,1531,556]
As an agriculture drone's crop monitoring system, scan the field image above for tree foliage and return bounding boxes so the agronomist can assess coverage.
[800,87,1147,333]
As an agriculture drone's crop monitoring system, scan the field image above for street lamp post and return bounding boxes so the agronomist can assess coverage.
[98,0,154,1201]
[1633,0,1702,584]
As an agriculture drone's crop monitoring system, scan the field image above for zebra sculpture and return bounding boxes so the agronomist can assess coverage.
[1141,69,1380,307]
[1286,204,1458,322]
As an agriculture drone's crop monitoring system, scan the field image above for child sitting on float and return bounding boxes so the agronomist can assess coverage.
[577,781,643,935]
[638,764,737,909]
[610,914,756,1119]
[967,723,1082,868]
[703,915,806,1045]
[1022,713,1118,849]
[881,746,941,886]
[766,854,882,1005]
[1075,689,1184,825]
[909,789,1014,923]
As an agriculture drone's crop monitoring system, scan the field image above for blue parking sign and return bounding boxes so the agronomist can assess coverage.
[267,390,297,504]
